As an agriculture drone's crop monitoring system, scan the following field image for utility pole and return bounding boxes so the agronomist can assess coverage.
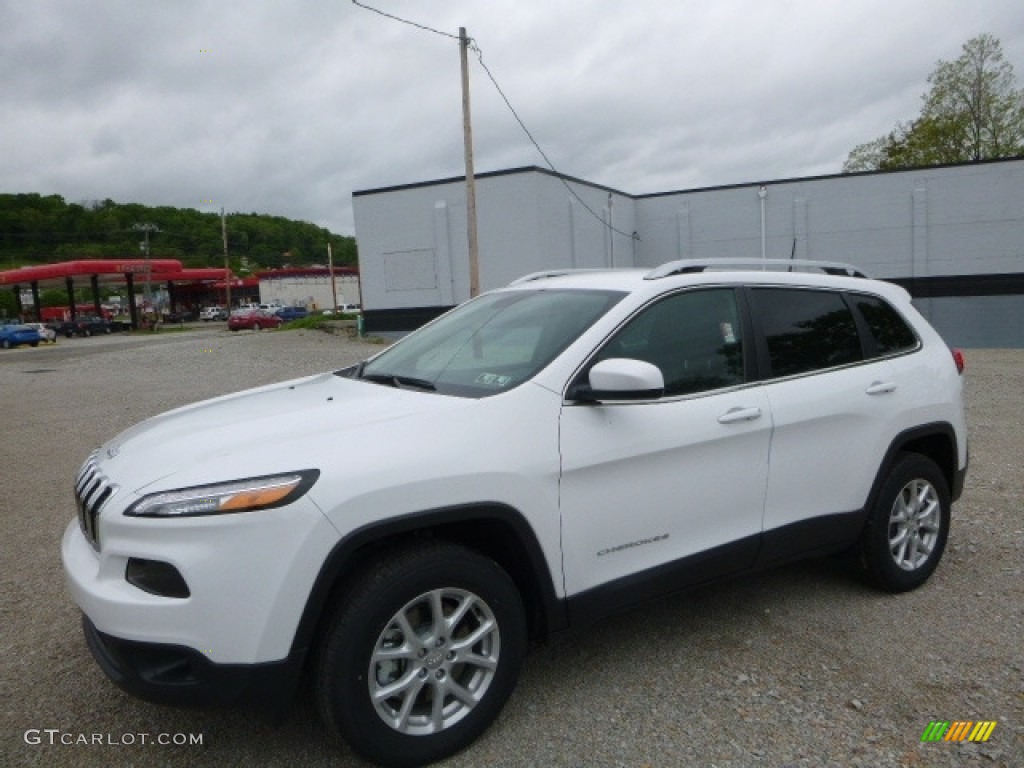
[221,208,232,310]
[132,223,159,315]
[327,242,339,313]
[460,27,480,297]
[758,186,768,265]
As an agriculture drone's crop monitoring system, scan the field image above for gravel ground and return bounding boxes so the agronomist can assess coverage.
[1,329,1021,768]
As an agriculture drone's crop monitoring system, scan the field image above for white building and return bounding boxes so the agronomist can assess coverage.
[256,267,361,312]
[353,158,1024,346]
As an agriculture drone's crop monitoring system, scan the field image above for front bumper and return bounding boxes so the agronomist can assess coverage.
[62,485,340,666]
[81,614,301,710]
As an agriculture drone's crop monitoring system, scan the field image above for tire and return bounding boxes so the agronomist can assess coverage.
[1,340,10,349]
[859,453,951,593]
[253,323,261,331]
[84,329,92,337]
[317,542,527,768]
[31,341,39,347]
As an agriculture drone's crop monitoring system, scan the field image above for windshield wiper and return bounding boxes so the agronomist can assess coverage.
[360,372,436,391]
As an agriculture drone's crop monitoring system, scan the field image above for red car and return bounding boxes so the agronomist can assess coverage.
[227,311,283,332]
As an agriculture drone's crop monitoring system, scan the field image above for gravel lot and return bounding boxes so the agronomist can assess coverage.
[1,328,1021,768]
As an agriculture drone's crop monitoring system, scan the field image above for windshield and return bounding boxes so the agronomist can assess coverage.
[356,289,625,398]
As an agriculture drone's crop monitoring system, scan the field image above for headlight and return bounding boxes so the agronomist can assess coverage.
[125,470,319,518]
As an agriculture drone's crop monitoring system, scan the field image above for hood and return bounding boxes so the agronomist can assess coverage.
[96,372,464,493]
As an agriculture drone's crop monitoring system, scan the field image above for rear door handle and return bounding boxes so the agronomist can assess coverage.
[718,406,762,424]
[865,381,897,396]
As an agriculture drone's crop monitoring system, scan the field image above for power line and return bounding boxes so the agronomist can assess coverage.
[469,42,638,241]
[351,1,637,242]
[350,1,457,40]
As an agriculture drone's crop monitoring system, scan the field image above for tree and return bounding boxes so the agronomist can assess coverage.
[0,195,357,270]
[844,34,1024,172]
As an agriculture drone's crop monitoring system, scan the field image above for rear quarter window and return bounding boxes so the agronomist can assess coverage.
[851,294,919,356]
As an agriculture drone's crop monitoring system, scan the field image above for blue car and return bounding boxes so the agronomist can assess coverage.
[275,306,309,321]
[0,324,42,349]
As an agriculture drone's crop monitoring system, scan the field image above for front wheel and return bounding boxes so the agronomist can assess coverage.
[317,542,527,768]
[859,453,951,592]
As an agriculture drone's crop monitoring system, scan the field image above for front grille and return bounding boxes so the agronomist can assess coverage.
[75,453,118,551]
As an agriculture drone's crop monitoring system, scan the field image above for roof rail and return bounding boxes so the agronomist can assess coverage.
[507,268,610,286]
[644,259,870,280]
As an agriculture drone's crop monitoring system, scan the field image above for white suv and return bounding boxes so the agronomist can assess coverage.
[62,259,967,767]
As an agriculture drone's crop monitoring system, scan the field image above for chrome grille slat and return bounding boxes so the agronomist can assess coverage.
[74,452,117,552]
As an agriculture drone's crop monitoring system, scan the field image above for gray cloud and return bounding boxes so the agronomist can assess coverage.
[3,0,1023,234]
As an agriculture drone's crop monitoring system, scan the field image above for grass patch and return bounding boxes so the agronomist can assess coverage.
[280,314,340,330]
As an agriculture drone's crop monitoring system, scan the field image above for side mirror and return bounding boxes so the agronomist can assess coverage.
[574,358,665,402]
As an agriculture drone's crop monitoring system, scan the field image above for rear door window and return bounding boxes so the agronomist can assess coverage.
[749,288,863,377]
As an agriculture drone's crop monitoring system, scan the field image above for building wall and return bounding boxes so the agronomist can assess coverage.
[352,168,637,323]
[636,160,1024,279]
[353,159,1024,345]
[258,273,360,311]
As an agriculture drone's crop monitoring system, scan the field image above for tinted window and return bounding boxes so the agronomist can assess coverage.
[593,288,745,396]
[853,294,918,356]
[751,288,862,377]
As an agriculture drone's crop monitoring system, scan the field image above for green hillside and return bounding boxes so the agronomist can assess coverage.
[0,193,356,273]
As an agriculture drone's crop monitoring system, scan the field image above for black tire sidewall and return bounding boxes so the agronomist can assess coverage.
[861,453,951,592]
[318,544,527,768]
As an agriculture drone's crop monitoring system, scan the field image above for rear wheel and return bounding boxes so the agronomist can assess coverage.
[859,453,950,592]
[317,542,527,768]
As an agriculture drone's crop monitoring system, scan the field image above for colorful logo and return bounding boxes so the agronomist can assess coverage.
[921,720,997,742]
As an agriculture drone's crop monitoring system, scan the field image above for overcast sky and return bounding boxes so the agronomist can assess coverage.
[3,1,1023,236]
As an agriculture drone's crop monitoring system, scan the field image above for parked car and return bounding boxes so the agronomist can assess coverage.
[275,306,309,322]
[227,310,283,331]
[0,324,42,349]
[22,322,57,343]
[163,310,193,324]
[199,307,228,322]
[53,316,119,337]
[63,259,968,767]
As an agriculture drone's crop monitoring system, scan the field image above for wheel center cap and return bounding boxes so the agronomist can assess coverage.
[425,649,446,669]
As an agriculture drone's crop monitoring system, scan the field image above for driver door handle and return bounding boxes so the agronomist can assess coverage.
[865,381,897,396]
[718,406,762,424]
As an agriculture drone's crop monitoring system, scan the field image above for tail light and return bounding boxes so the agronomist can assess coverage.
[951,348,965,375]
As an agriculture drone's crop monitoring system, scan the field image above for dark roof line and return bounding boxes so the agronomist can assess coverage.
[352,155,1024,201]
[353,165,632,198]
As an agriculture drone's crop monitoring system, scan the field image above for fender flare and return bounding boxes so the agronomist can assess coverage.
[863,422,964,518]
[287,502,568,667]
